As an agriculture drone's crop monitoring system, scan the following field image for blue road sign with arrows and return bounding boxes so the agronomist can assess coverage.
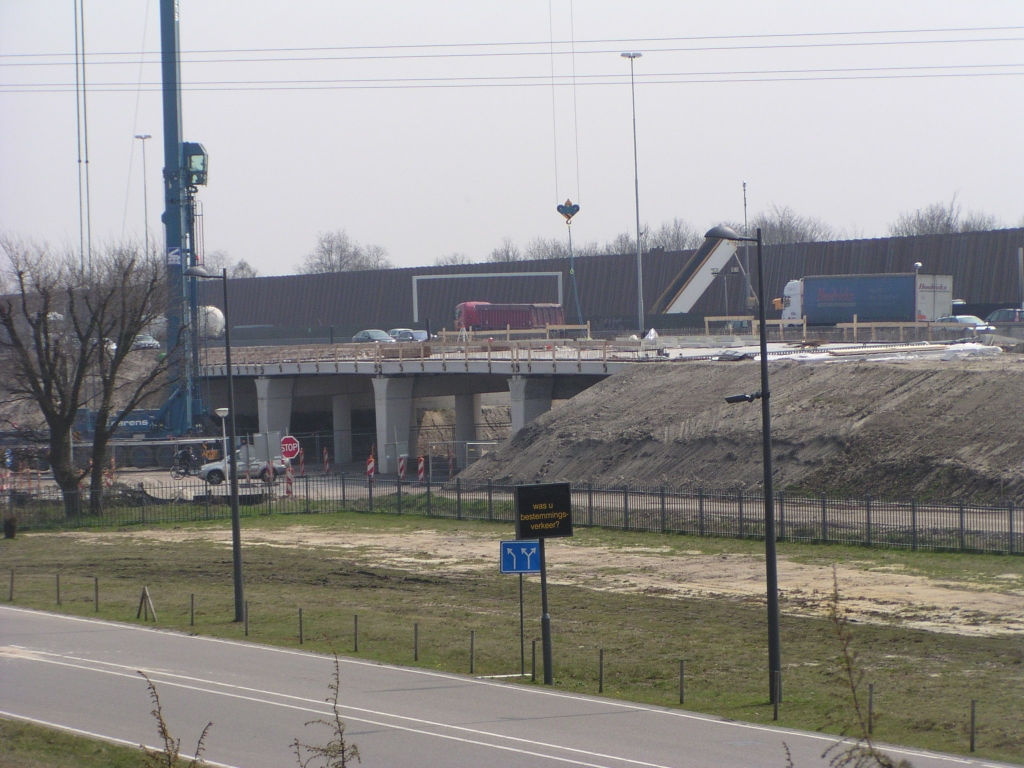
[500,540,541,574]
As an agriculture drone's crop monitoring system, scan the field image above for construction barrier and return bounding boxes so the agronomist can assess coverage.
[285,463,294,496]
[322,447,329,475]
[417,456,426,484]
[366,453,375,479]
[398,455,406,480]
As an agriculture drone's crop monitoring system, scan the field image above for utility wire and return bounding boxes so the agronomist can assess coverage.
[5,32,1024,67]
[8,61,1024,92]
[5,23,1024,60]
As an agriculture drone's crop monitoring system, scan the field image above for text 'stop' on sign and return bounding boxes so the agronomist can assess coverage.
[515,482,574,540]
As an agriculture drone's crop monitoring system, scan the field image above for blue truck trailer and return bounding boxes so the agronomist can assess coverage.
[779,273,953,325]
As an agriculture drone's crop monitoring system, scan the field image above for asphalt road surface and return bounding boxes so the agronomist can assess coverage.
[0,606,1012,768]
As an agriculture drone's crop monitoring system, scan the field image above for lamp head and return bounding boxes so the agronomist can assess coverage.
[183,265,216,279]
[705,224,744,241]
[620,51,642,59]
[214,407,229,419]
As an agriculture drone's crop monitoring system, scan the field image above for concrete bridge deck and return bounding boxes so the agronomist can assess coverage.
[199,339,649,473]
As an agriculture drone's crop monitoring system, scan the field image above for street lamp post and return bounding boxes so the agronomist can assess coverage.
[134,134,152,254]
[214,407,229,468]
[712,225,782,709]
[184,265,244,622]
[621,51,644,336]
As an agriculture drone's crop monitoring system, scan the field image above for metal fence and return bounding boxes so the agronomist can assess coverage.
[4,476,1020,555]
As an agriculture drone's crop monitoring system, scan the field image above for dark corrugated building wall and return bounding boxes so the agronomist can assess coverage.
[200,228,1024,334]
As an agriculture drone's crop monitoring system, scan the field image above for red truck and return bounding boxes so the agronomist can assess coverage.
[454,301,564,331]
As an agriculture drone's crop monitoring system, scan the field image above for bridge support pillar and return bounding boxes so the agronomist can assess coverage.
[255,377,294,436]
[332,394,353,465]
[454,393,482,468]
[508,376,552,436]
[372,376,414,475]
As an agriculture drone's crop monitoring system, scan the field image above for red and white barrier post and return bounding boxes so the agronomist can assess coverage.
[397,455,406,481]
[323,447,329,475]
[285,461,294,496]
[298,448,305,477]
[417,456,426,485]
[366,453,375,482]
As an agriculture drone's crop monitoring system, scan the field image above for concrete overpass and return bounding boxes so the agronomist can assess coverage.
[200,339,637,473]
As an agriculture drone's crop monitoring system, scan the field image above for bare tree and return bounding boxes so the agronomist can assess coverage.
[889,195,1001,236]
[205,250,259,279]
[487,237,523,263]
[603,227,647,255]
[0,237,175,515]
[299,230,393,273]
[230,259,259,278]
[434,252,472,266]
[751,204,834,245]
[648,218,701,251]
[523,237,600,260]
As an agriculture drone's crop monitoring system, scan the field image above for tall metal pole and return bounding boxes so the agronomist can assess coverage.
[754,227,782,705]
[622,52,644,335]
[743,181,751,308]
[135,134,151,254]
[221,268,245,622]
[539,538,553,684]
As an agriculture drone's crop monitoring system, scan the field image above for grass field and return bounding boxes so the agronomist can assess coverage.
[1,509,1022,765]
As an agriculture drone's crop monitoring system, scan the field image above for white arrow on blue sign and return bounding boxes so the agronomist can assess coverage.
[500,540,541,574]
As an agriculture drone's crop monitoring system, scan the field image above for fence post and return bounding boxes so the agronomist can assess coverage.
[487,479,493,521]
[959,499,966,550]
[660,486,667,533]
[587,482,594,527]
[698,488,705,537]
[821,493,828,542]
[777,491,785,541]
[622,486,629,531]
[368,477,373,512]
[970,699,976,752]
[397,475,402,515]
[1009,501,1015,555]
[868,683,874,734]
[456,478,462,520]
[911,498,918,551]
[865,495,872,546]
[426,475,432,516]
[738,489,744,538]
[304,476,310,514]
[341,472,346,507]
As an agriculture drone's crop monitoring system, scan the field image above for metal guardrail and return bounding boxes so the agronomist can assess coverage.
[6,478,1020,555]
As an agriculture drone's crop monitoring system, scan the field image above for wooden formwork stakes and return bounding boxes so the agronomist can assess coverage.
[136,587,157,622]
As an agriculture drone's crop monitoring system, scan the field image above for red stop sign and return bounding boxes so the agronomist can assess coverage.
[280,435,300,460]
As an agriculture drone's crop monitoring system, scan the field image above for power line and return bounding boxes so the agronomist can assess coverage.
[3,32,1024,67]
[4,23,1024,61]
[6,60,1024,92]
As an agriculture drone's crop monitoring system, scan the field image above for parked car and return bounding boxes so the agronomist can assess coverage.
[388,328,429,342]
[934,315,996,332]
[351,329,395,343]
[131,333,161,350]
[199,451,286,485]
[985,308,1024,324]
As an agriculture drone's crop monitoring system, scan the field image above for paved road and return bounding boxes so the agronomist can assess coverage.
[0,606,1012,768]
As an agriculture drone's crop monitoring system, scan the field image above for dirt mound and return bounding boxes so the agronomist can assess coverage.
[460,356,1024,503]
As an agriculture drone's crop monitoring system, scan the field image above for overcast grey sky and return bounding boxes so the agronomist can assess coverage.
[2,1,1023,275]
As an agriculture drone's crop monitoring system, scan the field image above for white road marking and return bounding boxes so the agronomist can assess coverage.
[1,652,668,768]
[0,606,992,766]
[0,709,240,768]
